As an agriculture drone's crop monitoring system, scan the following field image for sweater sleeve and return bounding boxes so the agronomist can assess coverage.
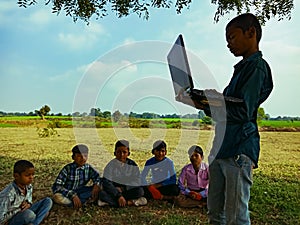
[52,166,76,199]
[0,192,21,224]
[178,166,190,195]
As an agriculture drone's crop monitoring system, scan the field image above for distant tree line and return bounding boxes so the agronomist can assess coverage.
[0,107,203,120]
[0,106,298,121]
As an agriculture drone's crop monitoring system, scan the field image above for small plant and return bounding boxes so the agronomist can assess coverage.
[36,127,57,138]
[36,127,58,138]
[201,116,212,125]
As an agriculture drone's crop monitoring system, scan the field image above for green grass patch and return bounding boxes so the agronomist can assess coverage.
[260,120,300,127]
[0,123,17,127]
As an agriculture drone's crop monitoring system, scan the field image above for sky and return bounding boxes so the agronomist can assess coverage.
[0,0,299,118]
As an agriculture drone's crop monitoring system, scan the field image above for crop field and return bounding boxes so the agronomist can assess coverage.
[0,127,299,225]
[1,116,300,130]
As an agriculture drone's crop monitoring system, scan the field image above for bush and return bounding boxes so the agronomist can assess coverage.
[192,120,200,126]
[36,127,58,138]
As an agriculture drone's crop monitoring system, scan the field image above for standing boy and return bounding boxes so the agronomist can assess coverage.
[176,13,273,224]
[99,140,147,207]
[52,144,102,209]
[0,160,52,225]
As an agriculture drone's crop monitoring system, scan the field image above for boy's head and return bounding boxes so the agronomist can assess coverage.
[226,13,261,58]
[13,160,35,186]
[72,144,89,167]
[114,139,130,163]
[152,140,167,161]
[188,145,203,166]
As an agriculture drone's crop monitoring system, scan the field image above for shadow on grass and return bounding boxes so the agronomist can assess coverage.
[0,156,208,225]
[46,200,208,225]
[2,155,299,225]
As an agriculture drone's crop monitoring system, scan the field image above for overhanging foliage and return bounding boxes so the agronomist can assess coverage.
[17,0,294,24]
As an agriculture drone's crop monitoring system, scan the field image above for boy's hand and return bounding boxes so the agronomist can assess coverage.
[118,196,126,207]
[176,91,207,110]
[204,89,224,107]
[72,195,82,209]
[91,184,101,202]
[189,191,202,200]
[20,201,31,211]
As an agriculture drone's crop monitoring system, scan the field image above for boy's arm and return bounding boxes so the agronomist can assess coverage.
[26,185,33,204]
[125,163,142,190]
[102,178,122,199]
[88,165,102,201]
[52,167,76,199]
[102,163,122,198]
[89,165,102,186]
[140,161,150,186]
[161,160,177,186]
[178,167,190,195]
[0,195,21,224]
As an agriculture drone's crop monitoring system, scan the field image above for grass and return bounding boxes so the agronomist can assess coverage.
[259,120,300,128]
[0,128,299,225]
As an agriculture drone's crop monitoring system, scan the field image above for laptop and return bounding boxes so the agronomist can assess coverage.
[167,34,243,104]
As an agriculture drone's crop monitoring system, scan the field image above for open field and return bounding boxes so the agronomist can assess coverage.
[0,128,299,225]
[1,116,300,130]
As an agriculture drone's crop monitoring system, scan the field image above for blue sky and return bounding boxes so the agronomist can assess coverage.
[0,0,299,117]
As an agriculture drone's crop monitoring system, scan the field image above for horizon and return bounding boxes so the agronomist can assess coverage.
[0,108,298,118]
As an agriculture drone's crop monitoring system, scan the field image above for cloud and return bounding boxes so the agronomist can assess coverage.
[58,22,107,50]
[27,8,53,26]
[122,38,136,46]
[0,1,15,12]
[49,64,88,82]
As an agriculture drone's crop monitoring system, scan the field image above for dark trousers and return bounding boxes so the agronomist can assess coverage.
[143,184,179,199]
[100,187,144,207]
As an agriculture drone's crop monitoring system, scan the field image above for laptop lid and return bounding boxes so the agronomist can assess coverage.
[167,34,194,97]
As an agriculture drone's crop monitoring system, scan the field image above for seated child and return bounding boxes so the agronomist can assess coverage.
[141,140,179,201]
[175,145,209,208]
[99,140,147,207]
[52,144,102,209]
[0,160,52,225]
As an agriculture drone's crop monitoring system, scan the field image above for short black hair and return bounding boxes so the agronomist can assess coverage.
[13,160,34,174]
[188,145,203,157]
[152,140,167,154]
[72,144,89,155]
[115,140,129,151]
[226,13,262,43]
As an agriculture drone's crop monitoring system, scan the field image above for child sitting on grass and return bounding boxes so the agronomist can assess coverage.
[99,140,147,207]
[0,160,52,225]
[52,144,102,209]
[175,145,209,208]
[141,140,179,201]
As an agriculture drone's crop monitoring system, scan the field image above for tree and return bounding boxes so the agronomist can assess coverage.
[89,107,102,117]
[102,111,111,118]
[112,110,122,122]
[17,0,293,24]
[35,105,51,120]
[257,107,267,121]
[198,110,205,119]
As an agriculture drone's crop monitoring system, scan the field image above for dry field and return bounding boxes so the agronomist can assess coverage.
[0,128,299,225]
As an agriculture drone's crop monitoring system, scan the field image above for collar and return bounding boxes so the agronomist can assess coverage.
[154,157,166,163]
[71,162,86,170]
[186,163,206,172]
[12,181,31,194]
[234,51,262,69]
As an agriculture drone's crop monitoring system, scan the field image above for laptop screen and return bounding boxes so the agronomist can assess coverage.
[167,34,194,97]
